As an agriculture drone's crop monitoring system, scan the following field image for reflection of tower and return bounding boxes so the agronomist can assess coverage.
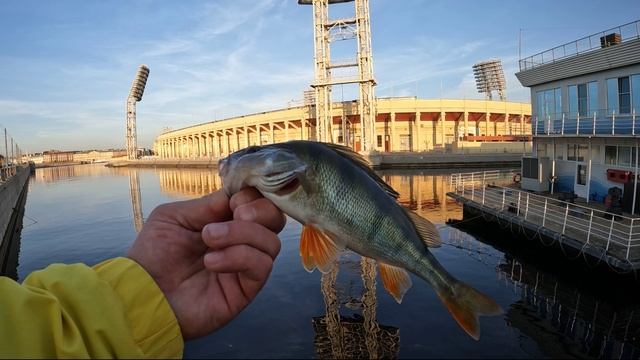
[312,256,400,358]
[126,65,150,160]
[298,0,376,152]
[129,171,144,233]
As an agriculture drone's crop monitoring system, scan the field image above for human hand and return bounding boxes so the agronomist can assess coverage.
[127,188,285,339]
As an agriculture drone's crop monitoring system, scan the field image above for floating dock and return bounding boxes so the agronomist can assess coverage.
[447,170,640,273]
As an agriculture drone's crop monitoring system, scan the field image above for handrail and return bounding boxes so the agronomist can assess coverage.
[519,20,640,71]
[450,169,640,261]
[532,109,637,136]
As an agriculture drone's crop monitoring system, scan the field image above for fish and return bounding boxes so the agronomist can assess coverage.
[219,140,503,340]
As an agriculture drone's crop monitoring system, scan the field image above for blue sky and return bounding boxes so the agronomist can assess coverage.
[1,0,638,153]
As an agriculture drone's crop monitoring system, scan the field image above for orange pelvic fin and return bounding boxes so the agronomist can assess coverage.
[378,262,413,304]
[436,282,504,340]
[300,225,342,273]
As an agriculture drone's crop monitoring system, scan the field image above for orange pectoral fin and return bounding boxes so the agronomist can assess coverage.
[299,225,341,273]
[379,262,413,304]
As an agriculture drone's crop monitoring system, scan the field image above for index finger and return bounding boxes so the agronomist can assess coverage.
[152,190,233,231]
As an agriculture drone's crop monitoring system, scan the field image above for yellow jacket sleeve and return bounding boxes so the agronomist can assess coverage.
[0,257,183,359]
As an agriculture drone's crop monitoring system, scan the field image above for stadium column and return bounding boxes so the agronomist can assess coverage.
[440,111,446,148]
[390,112,396,151]
[413,112,420,152]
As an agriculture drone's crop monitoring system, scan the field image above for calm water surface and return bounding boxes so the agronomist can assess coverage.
[15,164,640,358]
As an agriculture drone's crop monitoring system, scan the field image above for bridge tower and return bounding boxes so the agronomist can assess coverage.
[126,65,150,160]
[299,0,376,152]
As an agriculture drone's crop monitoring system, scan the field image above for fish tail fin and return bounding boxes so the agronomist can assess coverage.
[436,282,503,341]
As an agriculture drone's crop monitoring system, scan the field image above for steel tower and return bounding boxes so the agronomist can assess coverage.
[126,65,150,160]
[299,0,376,152]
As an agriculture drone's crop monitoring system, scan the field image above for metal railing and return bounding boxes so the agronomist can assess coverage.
[519,20,640,71]
[0,125,24,183]
[533,109,638,136]
[449,170,640,261]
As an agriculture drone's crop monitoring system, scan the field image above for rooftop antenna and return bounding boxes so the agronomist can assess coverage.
[126,65,150,160]
[472,59,506,101]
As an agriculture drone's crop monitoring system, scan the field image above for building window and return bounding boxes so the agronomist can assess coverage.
[607,76,635,115]
[536,87,561,122]
[605,145,617,164]
[619,76,631,114]
[376,135,383,148]
[633,74,640,116]
[591,145,601,164]
[577,164,587,185]
[569,81,598,118]
[619,146,632,166]
[577,144,588,161]
[567,144,576,161]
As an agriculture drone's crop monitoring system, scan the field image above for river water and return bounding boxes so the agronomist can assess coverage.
[14,164,640,358]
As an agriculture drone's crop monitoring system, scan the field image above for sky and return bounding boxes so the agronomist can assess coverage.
[0,0,638,153]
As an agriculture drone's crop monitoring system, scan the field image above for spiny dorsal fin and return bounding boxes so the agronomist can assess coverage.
[300,224,344,273]
[402,208,442,248]
[323,142,399,199]
[378,262,413,303]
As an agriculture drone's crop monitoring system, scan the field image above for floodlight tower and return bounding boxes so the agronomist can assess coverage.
[299,0,376,152]
[472,59,506,101]
[126,65,150,160]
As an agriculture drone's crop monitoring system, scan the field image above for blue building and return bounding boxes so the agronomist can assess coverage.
[516,21,640,214]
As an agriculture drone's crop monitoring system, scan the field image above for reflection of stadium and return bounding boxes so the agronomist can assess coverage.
[156,169,223,198]
[155,168,463,222]
[498,257,640,358]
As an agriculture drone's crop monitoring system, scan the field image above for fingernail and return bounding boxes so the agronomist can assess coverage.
[236,206,257,222]
[204,251,223,264]
[206,223,229,238]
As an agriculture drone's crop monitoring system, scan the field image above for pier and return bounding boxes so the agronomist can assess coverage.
[0,165,31,278]
[447,169,640,273]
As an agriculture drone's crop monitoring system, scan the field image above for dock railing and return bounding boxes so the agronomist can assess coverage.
[533,108,638,137]
[449,170,640,262]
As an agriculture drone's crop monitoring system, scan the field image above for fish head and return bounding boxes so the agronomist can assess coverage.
[219,145,308,196]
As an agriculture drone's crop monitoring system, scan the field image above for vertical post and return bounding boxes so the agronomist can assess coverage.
[592,111,596,135]
[535,117,538,136]
[517,192,521,215]
[501,188,506,210]
[562,203,569,234]
[606,216,615,252]
[576,112,580,135]
[471,173,475,200]
[561,113,565,134]
[524,193,530,220]
[612,110,616,135]
[481,172,486,205]
[632,108,636,136]
[586,210,593,244]
[542,198,548,226]
[627,219,633,260]
[633,140,639,215]
[3,128,8,170]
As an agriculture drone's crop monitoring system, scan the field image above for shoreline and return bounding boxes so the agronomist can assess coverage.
[106,152,524,170]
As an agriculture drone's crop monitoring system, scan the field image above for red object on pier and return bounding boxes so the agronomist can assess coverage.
[606,169,633,183]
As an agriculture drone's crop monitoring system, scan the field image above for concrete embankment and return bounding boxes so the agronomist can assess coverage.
[108,152,523,170]
[0,166,30,278]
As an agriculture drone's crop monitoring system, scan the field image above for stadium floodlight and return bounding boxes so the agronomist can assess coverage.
[126,65,150,160]
[472,59,506,101]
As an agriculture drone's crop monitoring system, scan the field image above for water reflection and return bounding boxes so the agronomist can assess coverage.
[129,172,144,233]
[313,257,400,359]
[157,169,221,199]
[498,255,640,359]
